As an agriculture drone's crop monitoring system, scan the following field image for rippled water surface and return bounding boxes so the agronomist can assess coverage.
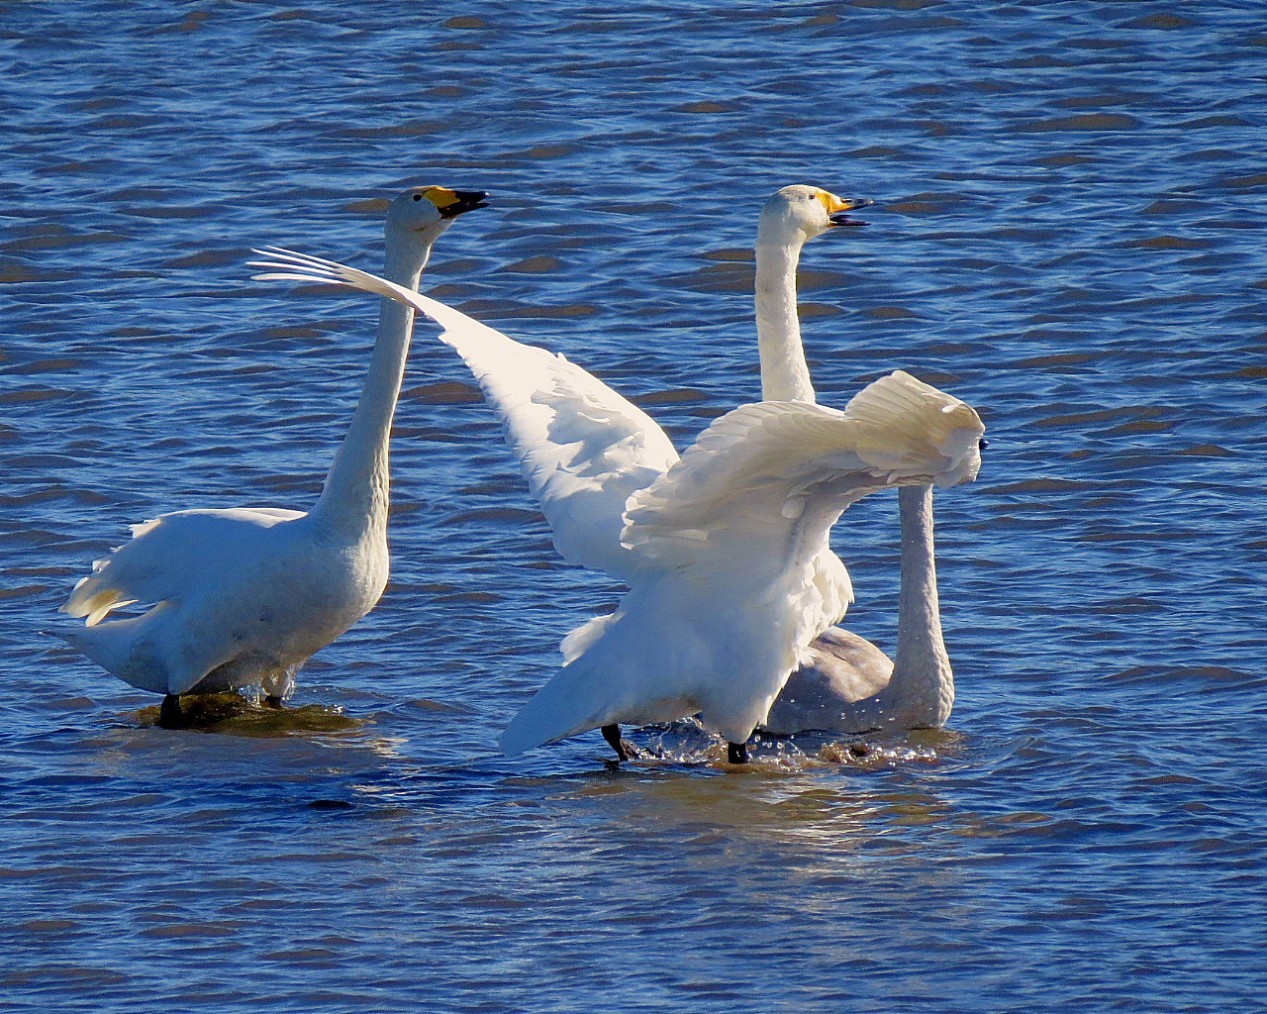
[2,2,1265,1011]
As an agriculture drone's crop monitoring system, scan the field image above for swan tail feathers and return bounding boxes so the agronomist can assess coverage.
[54,605,173,695]
[56,602,240,697]
[54,617,144,683]
[500,624,632,757]
[499,663,613,758]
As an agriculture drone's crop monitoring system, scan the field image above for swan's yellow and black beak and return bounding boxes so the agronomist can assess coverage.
[822,192,874,228]
[423,186,491,219]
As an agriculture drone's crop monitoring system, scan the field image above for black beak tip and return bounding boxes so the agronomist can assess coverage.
[830,198,877,228]
[979,438,989,452]
[442,191,491,218]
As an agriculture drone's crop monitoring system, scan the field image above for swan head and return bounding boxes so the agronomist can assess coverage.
[757,184,873,247]
[386,186,489,243]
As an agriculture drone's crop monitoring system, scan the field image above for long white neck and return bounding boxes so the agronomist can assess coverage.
[885,483,954,725]
[755,235,815,404]
[310,231,431,536]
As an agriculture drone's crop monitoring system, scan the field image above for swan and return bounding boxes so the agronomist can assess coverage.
[760,483,955,735]
[249,249,986,763]
[753,184,970,736]
[57,185,488,726]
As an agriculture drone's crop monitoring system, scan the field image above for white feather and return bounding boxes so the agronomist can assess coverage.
[501,386,983,754]
[252,247,678,582]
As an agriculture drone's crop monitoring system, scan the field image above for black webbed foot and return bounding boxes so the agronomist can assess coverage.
[158,694,186,729]
[727,741,749,765]
[601,724,641,763]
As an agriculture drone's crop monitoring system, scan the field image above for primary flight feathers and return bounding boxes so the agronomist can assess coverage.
[251,246,680,582]
[620,375,979,564]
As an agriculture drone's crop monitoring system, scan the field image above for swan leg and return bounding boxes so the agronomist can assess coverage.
[158,694,185,729]
[727,741,749,765]
[263,695,286,710]
[601,724,639,762]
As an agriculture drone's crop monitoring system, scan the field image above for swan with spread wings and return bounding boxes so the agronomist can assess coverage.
[253,247,985,762]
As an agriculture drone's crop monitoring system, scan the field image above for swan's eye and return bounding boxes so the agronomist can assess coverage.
[979,438,989,452]
[412,193,423,202]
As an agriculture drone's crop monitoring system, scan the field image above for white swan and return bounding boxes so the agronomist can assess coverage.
[57,186,488,726]
[248,249,985,763]
[752,185,969,736]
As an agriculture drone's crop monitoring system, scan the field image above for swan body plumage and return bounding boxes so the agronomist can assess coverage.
[249,247,985,756]
[59,186,487,707]
[60,506,378,697]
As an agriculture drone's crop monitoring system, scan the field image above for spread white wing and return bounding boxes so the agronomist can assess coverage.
[252,248,679,581]
[621,370,982,568]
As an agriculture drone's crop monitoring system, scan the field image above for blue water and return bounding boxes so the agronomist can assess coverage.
[2,2,1265,1011]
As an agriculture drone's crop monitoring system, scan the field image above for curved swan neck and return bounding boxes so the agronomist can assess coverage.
[311,233,432,535]
[888,484,954,724]
[755,236,815,404]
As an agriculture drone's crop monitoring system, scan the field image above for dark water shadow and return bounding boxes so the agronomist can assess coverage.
[129,691,367,739]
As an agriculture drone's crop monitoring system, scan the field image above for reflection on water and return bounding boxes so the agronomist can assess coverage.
[2,1,1265,1010]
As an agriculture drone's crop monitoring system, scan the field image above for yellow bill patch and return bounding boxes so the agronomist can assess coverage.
[817,190,860,214]
[422,186,462,210]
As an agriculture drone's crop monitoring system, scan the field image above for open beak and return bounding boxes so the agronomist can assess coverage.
[826,195,874,228]
[437,189,490,219]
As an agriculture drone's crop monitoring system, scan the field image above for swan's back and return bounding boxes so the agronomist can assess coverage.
[62,507,307,626]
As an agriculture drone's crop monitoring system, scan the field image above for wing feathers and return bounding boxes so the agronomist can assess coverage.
[60,507,305,625]
[846,370,985,483]
[621,400,868,560]
[621,372,984,564]
[254,248,679,579]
